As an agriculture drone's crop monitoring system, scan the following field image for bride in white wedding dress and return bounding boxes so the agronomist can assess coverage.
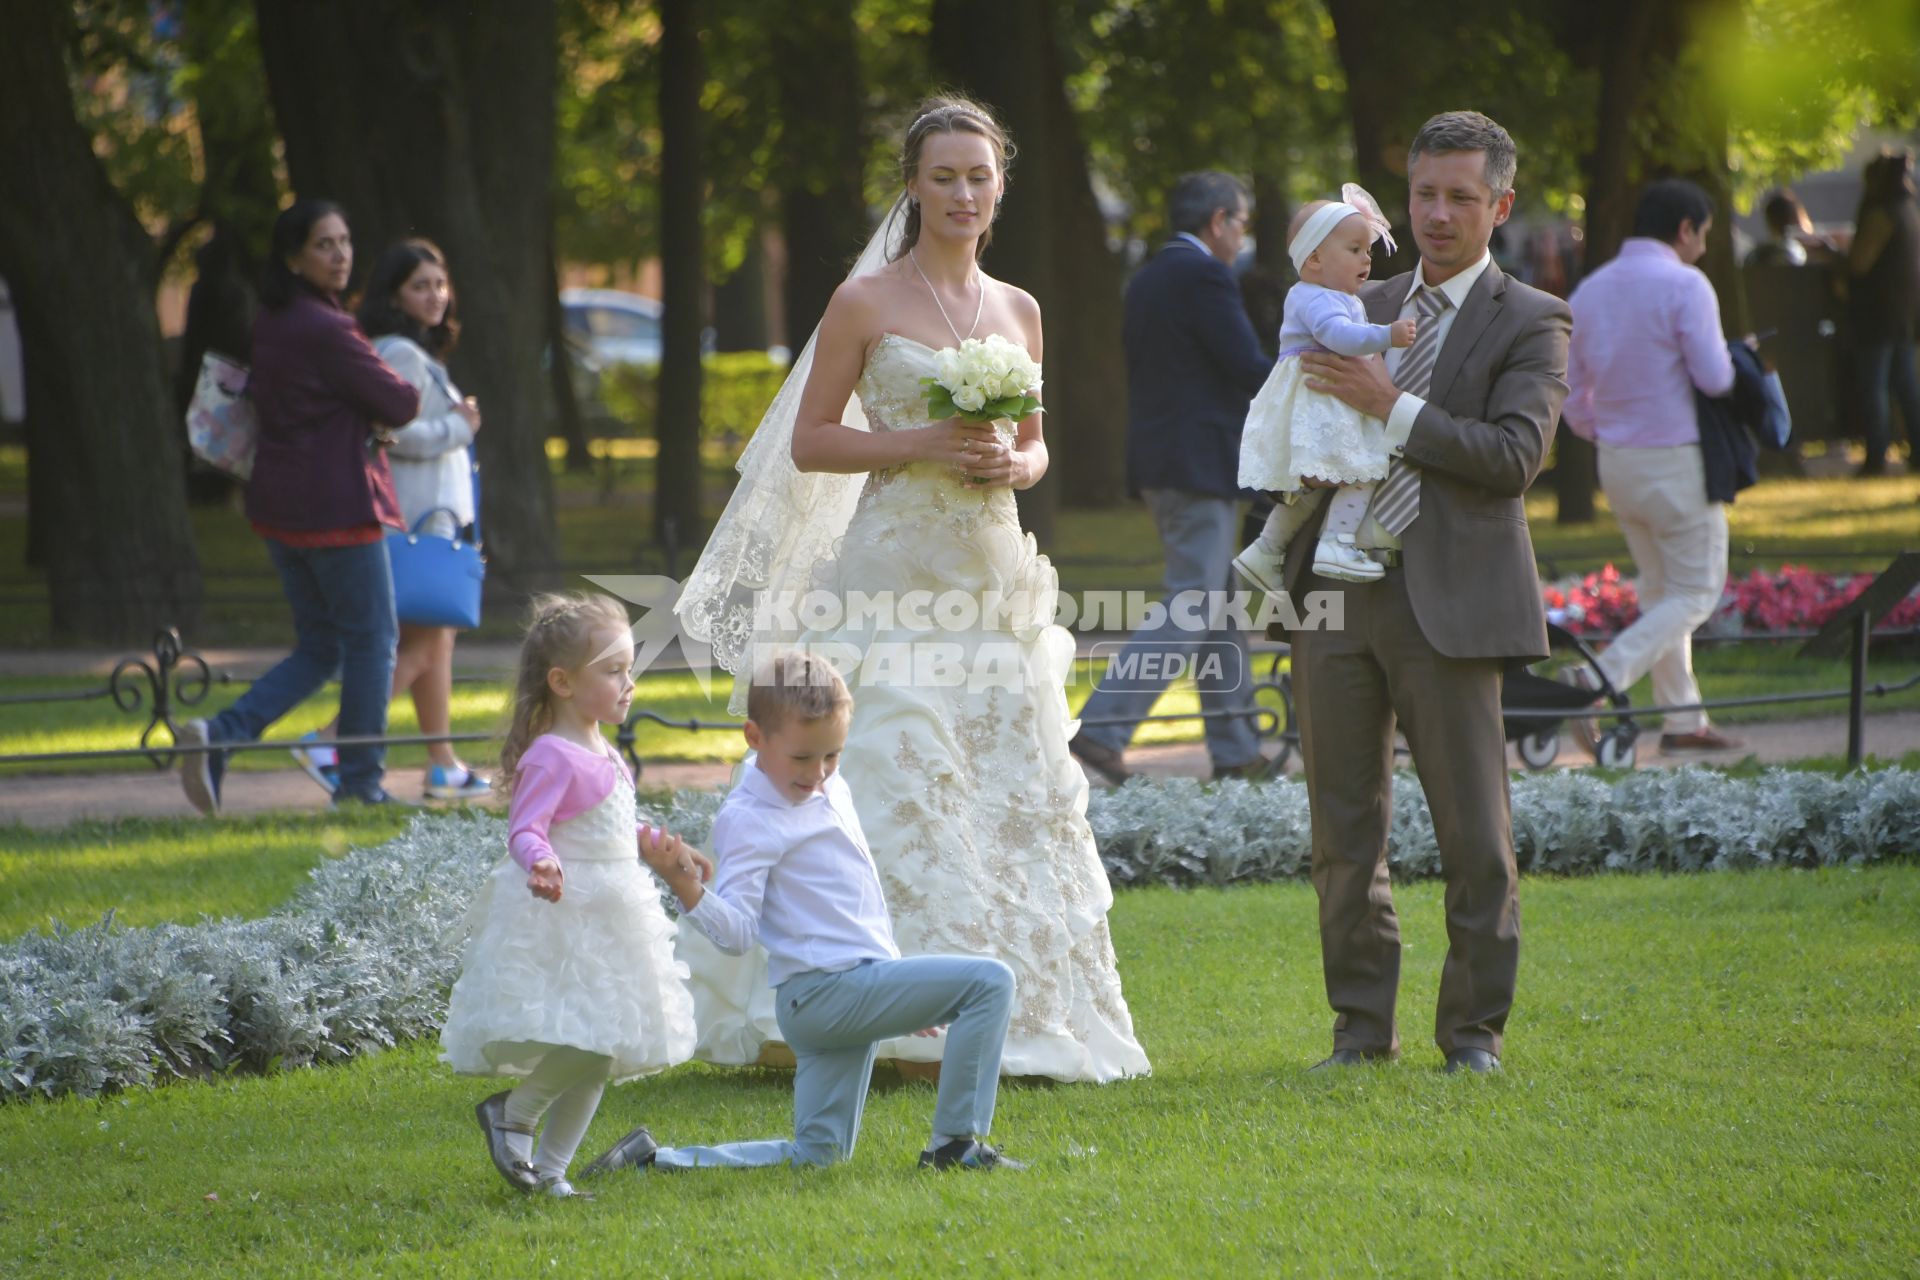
[674,96,1148,1083]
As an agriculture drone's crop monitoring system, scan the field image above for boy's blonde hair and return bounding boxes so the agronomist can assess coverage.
[499,592,631,792]
[745,649,853,731]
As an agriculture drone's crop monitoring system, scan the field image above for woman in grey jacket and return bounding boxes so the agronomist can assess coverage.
[294,239,489,799]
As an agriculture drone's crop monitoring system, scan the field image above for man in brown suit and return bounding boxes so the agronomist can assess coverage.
[1281,112,1571,1074]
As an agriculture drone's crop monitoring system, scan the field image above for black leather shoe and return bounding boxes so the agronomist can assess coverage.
[917,1138,1027,1171]
[1067,733,1132,785]
[475,1091,539,1191]
[1309,1048,1392,1070]
[580,1123,658,1177]
[1443,1048,1501,1075]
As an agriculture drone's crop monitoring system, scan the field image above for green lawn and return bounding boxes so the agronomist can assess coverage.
[0,811,417,939]
[2,866,1914,1276]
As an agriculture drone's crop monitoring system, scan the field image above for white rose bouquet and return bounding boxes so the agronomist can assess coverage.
[921,334,1044,423]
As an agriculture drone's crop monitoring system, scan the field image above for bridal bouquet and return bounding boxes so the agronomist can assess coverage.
[921,334,1044,423]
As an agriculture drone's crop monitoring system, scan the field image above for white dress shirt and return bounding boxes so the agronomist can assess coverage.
[1359,250,1495,551]
[684,763,900,988]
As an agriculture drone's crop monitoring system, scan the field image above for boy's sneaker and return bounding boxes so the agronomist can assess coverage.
[290,732,339,794]
[176,719,225,816]
[1311,533,1385,583]
[1231,540,1289,595]
[426,764,492,800]
[917,1138,1027,1172]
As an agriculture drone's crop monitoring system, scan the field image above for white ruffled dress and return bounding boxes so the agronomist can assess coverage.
[441,755,696,1083]
[1239,282,1396,492]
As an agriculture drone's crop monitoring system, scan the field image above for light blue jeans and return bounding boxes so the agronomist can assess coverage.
[651,955,1014,1169]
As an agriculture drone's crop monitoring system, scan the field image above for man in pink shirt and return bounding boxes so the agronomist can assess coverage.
[1565,178,1741,753]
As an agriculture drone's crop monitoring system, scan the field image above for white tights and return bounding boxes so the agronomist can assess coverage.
[1254,481,1378,552]
[502,1045,613,1180]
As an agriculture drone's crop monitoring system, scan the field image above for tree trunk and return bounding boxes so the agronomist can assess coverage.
[712,235,769,352]
[931,2,1129,525]
[1557,0,1664,525]
[773,5,868,347]
[24,409,51,570]
[253,0,560,592]
[654,0,705,554]
[174,0,278,403]
[546,244,592,474]
[1038,15,1130,511]
[930,0,1058,543]
[1251,168,1292,276]
[1324,0,1420,277]
[0,2,203,640]
[175,0,283,507]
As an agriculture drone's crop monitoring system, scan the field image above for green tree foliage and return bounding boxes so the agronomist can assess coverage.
[65,0,278,270]
[1065,0,1350,242]
[554,1,661,273]
[1713,0,1920,200]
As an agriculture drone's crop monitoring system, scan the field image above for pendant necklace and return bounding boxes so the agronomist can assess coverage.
[908,249,984,345]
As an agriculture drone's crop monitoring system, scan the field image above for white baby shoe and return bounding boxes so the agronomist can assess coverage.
[1312,533,1385,583]
[1232,540,1289,595]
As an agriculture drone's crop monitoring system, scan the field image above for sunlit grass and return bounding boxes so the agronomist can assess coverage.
[1529,472,1920,575]
[0,810,415,939]
[2,865,1915,1275]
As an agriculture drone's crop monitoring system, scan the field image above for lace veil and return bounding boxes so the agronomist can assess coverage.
[675,197,909,713]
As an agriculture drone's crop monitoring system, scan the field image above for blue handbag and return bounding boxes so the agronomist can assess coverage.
[385,448,485,629]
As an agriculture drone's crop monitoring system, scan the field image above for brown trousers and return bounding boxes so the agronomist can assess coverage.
[1289,566,1520,1057]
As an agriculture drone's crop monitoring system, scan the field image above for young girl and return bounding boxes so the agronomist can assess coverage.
[1233,185,1416,588]
[440,593,702,1198]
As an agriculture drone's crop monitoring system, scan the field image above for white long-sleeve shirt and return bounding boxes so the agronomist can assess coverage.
[683,764,899,988]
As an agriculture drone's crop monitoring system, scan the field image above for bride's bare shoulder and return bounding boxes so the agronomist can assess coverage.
[827,267,914,331]
[983,274,1043,346]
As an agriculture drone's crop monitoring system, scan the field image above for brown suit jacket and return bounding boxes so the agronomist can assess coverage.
[1272,261,1571,661]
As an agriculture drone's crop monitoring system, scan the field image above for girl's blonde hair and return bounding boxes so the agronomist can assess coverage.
[498,592,631,793]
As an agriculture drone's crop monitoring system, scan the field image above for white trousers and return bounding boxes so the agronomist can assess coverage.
[1595,443,1728,735]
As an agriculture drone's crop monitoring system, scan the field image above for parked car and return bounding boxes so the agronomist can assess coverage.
[561,287,662,367]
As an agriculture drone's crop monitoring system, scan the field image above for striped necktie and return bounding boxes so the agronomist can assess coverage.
[1368,286,1453,535]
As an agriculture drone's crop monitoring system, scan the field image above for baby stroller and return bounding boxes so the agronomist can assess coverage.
[1504,623,1639,770]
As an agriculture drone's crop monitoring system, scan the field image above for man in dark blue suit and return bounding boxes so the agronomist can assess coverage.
[1071,172,1275,782]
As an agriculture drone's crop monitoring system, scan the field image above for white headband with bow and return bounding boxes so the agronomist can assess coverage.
[1288,183,1397,273]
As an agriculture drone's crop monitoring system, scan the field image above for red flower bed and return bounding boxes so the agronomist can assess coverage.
[1542,563,1640,634]
[1542,563,1920,637]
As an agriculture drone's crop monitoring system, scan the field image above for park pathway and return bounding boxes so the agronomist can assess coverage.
[4,707,1919,831]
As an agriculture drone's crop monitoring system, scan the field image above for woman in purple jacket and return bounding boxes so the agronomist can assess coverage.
[178,199,420,813]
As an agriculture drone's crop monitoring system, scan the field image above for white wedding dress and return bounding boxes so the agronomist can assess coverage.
[679,333,1150,1083]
